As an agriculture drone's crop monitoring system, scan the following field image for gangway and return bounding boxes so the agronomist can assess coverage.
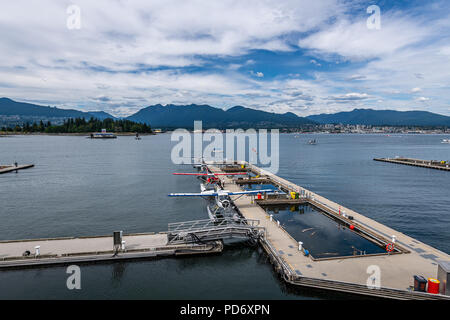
[167,218,265,244]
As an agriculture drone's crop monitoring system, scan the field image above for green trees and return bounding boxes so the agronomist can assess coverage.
[9,117,152,134]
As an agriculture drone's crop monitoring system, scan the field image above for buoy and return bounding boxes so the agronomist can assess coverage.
[427,278,440,294]
[349,225,355,230]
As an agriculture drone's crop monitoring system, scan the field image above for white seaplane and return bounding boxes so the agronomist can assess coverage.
[169,188,275,221]
[173,171,247,192]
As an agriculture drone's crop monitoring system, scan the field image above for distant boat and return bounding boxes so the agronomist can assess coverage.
[442,139,450,144]
[135,133,141,140]
[89,129,117,139]
[308,139,317,145]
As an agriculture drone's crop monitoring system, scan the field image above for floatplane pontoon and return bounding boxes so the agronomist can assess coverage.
[169,188,275,221]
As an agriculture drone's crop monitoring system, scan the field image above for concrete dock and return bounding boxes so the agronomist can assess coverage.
[0,232,222,269]
[374,157,450,171]
[1,160,448,299]
[208,161,450,300]
[0,164,34,174]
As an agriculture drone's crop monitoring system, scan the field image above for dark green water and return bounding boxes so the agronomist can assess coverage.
[263,204,386,258]
[0,133,449,299]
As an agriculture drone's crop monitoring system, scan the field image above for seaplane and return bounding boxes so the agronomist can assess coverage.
[169,188,275,221]
[179,156,210,171]
[173,171,247,192]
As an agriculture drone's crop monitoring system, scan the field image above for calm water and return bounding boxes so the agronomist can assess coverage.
[0,133,449,299]
[263,204,386,258]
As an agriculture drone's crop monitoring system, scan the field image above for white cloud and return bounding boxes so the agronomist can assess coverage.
[299,12,430,60]
[347,74,366,81]
[327,92,371,102]
[0,1,449,117]
[0,0,343,116]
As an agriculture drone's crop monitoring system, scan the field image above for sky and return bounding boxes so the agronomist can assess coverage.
[0,0,449,117]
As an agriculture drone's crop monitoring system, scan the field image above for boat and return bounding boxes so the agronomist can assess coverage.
[308,139,317,145]
[135,133,141,140]
[442,139,450,144]
[89,129,117,139]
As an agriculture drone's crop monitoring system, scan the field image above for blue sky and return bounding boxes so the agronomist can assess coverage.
[0,0,449,117]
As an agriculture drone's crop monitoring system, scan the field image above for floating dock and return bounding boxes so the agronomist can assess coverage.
[207,161,450,300]
[0,164,34,174]
[0,232,222,269]
[374,157,450,171]
[1,160,449,300]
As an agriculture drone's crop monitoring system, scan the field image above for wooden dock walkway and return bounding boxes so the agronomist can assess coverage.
[0,164,34,174]
[235,177,272,185]
[0,232,222,269]
[208,161,450,300]
[374,157,450,171]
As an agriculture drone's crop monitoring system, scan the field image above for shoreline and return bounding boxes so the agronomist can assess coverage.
[0,132,156,137]
[1,131,449,137]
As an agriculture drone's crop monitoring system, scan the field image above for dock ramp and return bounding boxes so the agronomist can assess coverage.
[167,218,265,244]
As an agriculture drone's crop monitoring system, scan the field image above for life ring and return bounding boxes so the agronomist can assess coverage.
[386,243,394,252]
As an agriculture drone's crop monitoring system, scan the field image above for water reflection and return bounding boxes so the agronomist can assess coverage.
[263,204,386,258]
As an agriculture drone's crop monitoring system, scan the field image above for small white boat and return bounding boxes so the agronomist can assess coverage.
[89,130,117,139]
[442,139,450,144]
[308,139,317,145]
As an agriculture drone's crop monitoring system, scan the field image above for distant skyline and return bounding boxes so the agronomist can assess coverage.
[1,0,449,117]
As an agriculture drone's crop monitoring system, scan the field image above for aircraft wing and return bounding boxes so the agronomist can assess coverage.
[168,192,218,197]
[173,173,210,176]
[173,172,247,176]
[212,172,247,176]
[168,189,278,197]
[226,189,277,196]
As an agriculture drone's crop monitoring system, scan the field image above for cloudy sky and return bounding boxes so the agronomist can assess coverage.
[0,0,449,117]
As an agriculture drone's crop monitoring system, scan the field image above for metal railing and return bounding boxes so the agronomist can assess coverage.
[167,218,265,244]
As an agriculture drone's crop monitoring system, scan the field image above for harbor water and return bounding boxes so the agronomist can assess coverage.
[0,133,449,299]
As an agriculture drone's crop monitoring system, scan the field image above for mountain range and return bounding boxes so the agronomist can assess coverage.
[306,108,450,127]
[0,97,116,126]
[1,97,450,128]
[127,104,313,128]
